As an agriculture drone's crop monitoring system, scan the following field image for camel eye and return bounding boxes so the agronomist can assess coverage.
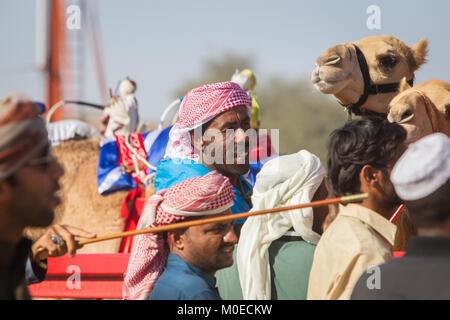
[378,55,398,68]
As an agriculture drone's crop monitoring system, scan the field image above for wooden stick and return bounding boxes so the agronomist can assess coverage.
[78,193,368,246]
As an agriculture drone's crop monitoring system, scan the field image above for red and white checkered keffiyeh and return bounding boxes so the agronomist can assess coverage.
[165,82,252,161]
[122,171,234,300]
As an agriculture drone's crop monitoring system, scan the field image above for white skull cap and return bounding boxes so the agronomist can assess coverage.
[391,133,450,201]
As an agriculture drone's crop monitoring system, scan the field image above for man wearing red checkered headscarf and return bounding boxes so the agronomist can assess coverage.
[123,171,237,300]
[165,81,252,161]
[155,81,254,230]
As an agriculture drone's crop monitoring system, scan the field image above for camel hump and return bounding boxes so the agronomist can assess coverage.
[417,79,450,91]
[414,80,450,111]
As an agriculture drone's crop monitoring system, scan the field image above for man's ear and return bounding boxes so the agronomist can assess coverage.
[190,130,206,153]
[359,164,380,191]
[0,179,13,205]
[171,229,186,251]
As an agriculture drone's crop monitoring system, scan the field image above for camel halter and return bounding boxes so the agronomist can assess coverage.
[340,44,414,118]
[413,90,441,133]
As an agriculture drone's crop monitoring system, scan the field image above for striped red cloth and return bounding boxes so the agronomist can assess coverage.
[165,82,252,161]
[122,171,234,300]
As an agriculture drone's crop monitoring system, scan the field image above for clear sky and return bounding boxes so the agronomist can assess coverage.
[0,0,449,122]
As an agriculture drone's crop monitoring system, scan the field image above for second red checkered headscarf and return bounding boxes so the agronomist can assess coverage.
[122,171,235,300]
[165,81,252,161]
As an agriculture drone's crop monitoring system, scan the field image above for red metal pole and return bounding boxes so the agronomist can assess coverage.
[46,0,66,122]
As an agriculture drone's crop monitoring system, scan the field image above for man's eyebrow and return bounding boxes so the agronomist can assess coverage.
[219,117,250,130]
[204,221,231,231]
[219,121,239,130]
[37,144,51,157]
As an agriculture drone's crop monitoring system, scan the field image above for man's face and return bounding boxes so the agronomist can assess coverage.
[8,144,64,228]
[178,210,237,275]
[197,105,251,177]
[377,142,408,208]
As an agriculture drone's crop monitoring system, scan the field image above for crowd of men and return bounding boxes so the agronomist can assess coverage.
[0,81,448,300]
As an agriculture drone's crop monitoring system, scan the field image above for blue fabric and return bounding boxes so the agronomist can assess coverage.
[150,253,221,300]
[246,161,264,186]
[96,124,267,199]
[96,126,172,195]
[25,258,46,285]
[154,158,252,224]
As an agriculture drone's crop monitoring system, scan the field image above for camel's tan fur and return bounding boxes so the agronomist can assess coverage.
[388,79,450,143]
[311,35,428,114]
[24,139,132,253]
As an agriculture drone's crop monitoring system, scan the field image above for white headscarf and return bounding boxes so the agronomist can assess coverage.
[236,150,325,300]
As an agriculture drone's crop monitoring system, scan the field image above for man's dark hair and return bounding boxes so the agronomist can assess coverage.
[404,179,450,228]
[327,117,407,196]
[3,174,17,186]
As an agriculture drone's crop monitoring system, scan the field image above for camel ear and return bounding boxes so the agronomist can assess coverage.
[410,38,428,71]
[398,77,412,93]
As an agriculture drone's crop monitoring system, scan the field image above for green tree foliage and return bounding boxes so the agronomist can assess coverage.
[175,52,254,98]
[258,77,347,161]
[174,53,347,163]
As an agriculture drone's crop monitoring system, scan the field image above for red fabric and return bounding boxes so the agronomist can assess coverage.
[166,82,252,161]
[157,171,235,216]
[250,132,273,162]
[115,133,147,175]
[178,81,252,129]
[115,133,149,253]
[122,171,235,300]
[119,182,146,253]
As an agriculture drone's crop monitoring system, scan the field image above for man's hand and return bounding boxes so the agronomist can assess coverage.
[31,224,97,263]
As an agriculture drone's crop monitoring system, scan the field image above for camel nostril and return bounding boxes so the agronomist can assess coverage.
[401,110,413,120]
[398,110,415,124]
[323,55,341,66]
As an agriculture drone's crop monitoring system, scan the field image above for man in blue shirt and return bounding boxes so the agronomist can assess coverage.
[123,171,237,300]
[151,253,222,300]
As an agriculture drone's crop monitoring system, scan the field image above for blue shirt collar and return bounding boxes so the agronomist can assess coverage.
[168,253,217,289]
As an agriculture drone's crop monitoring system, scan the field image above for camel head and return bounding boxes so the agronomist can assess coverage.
[311,35,428,115]
[388,79,450,143]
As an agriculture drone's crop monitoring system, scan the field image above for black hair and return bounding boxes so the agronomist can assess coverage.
[327,117,406,196]
[4,174,17,186]
[404,179,450,228]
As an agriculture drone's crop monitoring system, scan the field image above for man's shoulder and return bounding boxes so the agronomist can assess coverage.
[154,158,211,191]
[318,214,366,248]
[158,263,210,287]
[321,211,389,251]
[312,216,392,274]
[352,254,450,300]
[271,238,316,259]
[350,257,411,300]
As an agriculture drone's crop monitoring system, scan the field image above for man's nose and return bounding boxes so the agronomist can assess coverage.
[223,225,238,244]
[50,158,65,179]
[234,128,248,144]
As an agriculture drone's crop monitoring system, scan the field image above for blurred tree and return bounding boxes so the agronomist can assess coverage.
[173,53,347,163]
[175,52,254,97]
[258,76,347,161]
